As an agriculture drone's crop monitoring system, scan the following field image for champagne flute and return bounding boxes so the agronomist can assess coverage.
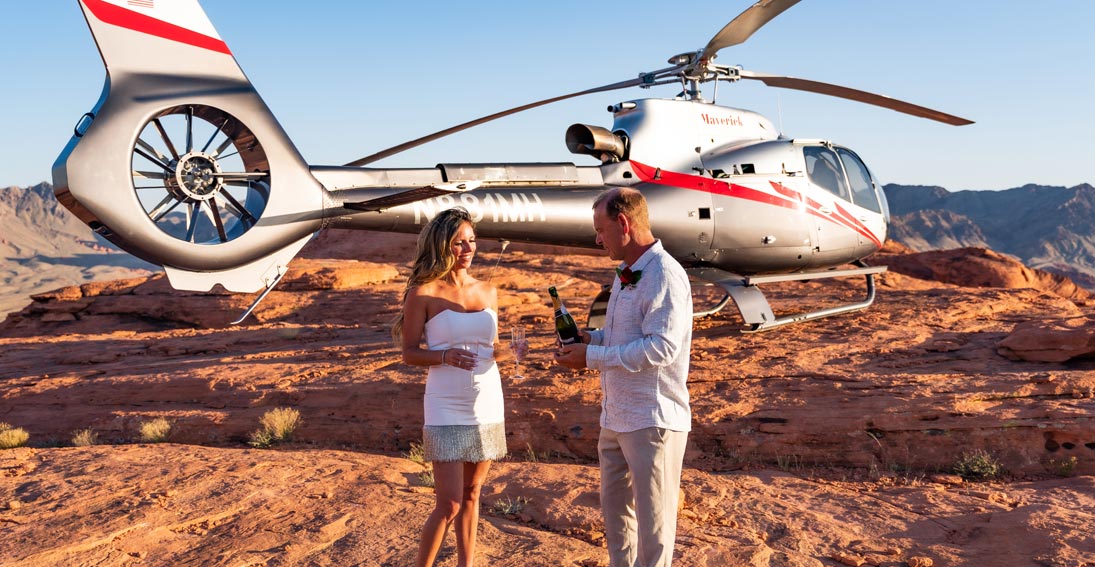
[510,326,528,381]
[463,339,479,391]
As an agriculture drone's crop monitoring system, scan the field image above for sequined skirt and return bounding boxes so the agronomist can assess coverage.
[422,423,507,463]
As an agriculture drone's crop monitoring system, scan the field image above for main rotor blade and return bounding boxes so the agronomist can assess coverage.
[700,0,801,61]
[739,70,974,126]
[344,67,681,167]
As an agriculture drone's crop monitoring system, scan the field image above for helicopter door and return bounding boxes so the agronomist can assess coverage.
[803,145,858,261]
[834,147,886,253]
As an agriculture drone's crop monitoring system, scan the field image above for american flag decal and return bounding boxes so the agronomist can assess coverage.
[127,0,154,8]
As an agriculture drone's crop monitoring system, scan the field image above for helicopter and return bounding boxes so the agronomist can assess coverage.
[52,0,972,332]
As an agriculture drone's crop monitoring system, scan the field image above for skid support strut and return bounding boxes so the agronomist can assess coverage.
[687,263,887,333]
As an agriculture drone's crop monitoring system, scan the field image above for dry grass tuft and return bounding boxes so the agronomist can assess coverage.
[71,428,98,447]
[0,423,30,449]
[403,441,427,466]
[249,407,302,448]
[139,418,172,443]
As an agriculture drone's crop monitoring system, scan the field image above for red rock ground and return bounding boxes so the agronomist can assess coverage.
[1,232,1094,566]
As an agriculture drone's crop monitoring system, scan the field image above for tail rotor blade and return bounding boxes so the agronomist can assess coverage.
[738,70,974,126]
[700,0,801,61]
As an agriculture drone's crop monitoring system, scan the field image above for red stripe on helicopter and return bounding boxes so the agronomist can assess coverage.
[769,180,881,247]
[630,162,803,212]
[630,161,881,247]
[82,0,231,55]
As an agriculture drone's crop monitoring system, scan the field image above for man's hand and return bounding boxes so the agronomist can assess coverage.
[554,343,588,370]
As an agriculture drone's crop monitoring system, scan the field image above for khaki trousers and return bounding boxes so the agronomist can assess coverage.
[598,426,688,567]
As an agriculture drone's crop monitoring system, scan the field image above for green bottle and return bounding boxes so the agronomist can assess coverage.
[548,286,581,345]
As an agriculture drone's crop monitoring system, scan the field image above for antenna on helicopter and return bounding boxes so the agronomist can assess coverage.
[777,93,784,138]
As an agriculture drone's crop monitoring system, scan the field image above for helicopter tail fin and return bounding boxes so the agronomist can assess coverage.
[77,0,241,78]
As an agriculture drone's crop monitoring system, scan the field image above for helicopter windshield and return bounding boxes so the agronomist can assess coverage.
[836,148,883,214]
[804,146,850,201]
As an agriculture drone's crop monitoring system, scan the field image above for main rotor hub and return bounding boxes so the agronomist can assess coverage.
[170,151,223,202]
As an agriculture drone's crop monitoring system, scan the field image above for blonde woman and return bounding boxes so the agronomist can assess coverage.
[394,207,507,567]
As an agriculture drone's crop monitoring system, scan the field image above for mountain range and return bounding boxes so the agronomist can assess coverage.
[884,182,1095,288]
[0,183,153,315]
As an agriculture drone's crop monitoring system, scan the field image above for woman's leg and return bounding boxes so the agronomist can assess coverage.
[454,460,492,567]
[417,460,464,567]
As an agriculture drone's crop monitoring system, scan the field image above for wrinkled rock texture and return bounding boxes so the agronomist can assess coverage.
[2,232,1094,566]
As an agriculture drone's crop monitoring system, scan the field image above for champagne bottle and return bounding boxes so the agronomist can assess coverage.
[548,286,581,345]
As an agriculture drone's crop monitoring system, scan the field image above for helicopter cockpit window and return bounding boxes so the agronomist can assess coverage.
[804,146,850,201]
[836,148,882,213]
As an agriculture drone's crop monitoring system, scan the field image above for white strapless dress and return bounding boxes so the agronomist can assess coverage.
[423,309,505,426]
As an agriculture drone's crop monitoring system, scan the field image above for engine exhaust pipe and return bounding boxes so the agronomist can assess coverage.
[565,124,627,162]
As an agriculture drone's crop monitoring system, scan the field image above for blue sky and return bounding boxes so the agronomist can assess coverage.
[2,1,1093,191]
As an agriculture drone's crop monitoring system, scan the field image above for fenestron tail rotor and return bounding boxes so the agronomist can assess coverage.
[131,105,271,244]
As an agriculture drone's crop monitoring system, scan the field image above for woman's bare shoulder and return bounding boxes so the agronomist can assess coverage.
[407,279,445,297]
[473,279,498,310]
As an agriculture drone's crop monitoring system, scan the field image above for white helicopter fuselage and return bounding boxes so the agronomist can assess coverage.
[325,98,888,276]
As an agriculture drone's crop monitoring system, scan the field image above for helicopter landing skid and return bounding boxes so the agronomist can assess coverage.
[687,263,888,333]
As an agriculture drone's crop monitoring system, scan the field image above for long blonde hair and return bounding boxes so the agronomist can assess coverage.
[391,207,475,340]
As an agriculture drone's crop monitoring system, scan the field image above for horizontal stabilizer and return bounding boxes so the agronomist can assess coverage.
[163,232,314,293]
[343,181,481,212]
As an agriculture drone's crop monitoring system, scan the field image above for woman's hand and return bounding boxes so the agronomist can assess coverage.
[444,347,478,371]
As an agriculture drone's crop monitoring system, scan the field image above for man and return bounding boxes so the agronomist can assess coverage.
[555,187,693,567]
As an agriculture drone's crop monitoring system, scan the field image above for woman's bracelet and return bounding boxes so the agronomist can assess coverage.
[441,348,449,365]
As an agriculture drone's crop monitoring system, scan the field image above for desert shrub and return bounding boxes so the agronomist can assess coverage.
[249,407,301,448]
[1049,456,1078,478]
[0,423,30,449]
[418,469,435,488]
[249,429,275,449]
[490,495,529,516]
[71,428,98,447]
[953,449,1003,481]
[139,418,172,443]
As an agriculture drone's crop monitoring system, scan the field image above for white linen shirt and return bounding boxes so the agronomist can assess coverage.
[586,240,693,433]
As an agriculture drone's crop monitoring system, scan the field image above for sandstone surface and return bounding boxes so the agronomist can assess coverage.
[1,231,1094,566]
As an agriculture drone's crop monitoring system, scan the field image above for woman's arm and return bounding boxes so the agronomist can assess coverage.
[400,286,477,370]
[400,287,448,367]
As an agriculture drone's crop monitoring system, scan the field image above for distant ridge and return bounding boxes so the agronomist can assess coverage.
[0,182,153,316]
[5,180,1095,316]
[884,182,1095,289]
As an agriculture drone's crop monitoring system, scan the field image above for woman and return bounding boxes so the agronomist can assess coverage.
[393,207,507,567]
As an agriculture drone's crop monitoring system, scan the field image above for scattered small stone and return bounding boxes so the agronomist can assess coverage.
[7,500,22,511]
[929,473,964,486]
[925,339,962,352]
[831,551,866,566]
[907,557,933,567]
